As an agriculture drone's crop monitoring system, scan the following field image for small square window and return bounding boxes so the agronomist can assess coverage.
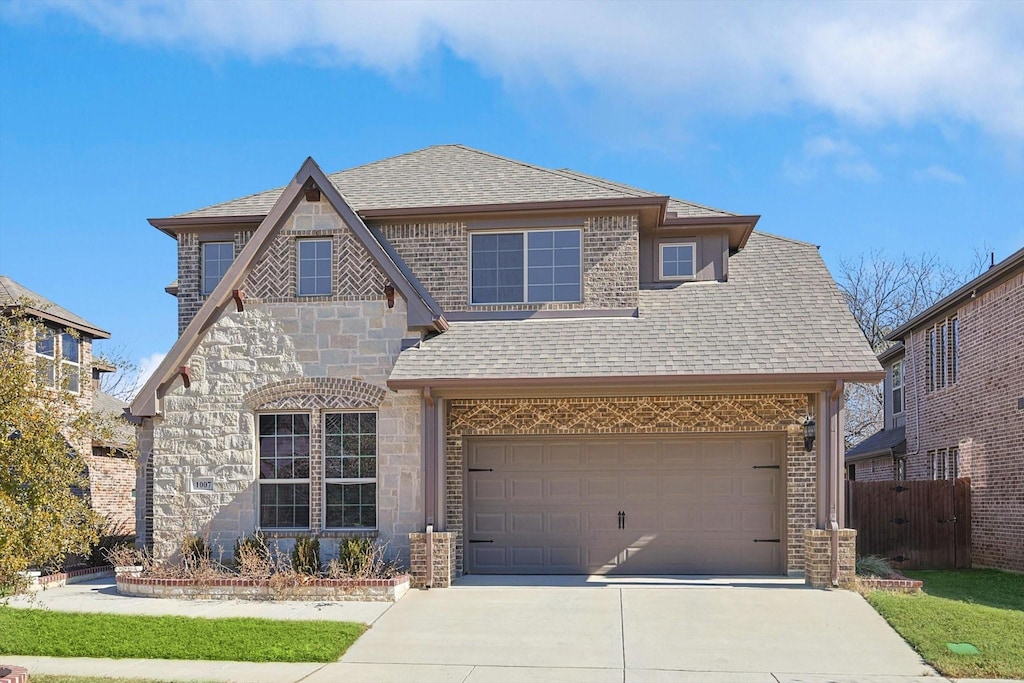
[660,243,696,280]
[297,239,333,297]
[201,242,234,295]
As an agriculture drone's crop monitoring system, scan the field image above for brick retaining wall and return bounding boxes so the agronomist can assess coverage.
[116,574,409,602]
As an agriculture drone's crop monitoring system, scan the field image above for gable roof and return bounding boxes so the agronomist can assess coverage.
[389,231,883,388]
[129,157,447,418]
[0,275,110,339]
[887,247,1024,341]
[159,145,730,223]
[845,425,906,461]
[92,390,134,448]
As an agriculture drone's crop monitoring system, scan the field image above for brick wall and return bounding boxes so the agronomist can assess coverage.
[377,213,639,312]
[849,456,895,482]
[445,394,814,576]
[904,270,1023,571]
[409,531,456,588]
[804,528,856,588]
[86,449,136,533]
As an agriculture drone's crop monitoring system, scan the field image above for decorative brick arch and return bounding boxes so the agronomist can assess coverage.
[243,378,388,411]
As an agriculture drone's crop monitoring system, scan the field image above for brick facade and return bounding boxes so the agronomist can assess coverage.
[444,394,814,576]
[804,528,856,588]
[378,213,639,312]
[409,531,456,588]
[849,456,895,482]
[901,271,1024,571]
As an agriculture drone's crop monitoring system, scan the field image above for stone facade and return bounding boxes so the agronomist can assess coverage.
[804,528,856,588]
[902,270,1023,571]
[147,197,423,565]
[408,531,456,588]
[444,394,814,576]
[378,213,639,312]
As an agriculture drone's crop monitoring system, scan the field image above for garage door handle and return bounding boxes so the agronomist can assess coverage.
[618,510,626,530]
[753,539,781,543]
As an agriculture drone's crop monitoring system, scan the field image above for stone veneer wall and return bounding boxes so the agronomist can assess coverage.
[150,197,422,564]
[904,271,1023,571]
[377,213,639,312]
[445,394,814,576]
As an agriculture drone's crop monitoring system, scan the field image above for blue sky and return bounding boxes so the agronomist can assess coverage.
[1,1,1022,388]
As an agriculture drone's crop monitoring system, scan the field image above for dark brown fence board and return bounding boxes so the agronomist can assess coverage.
[847,478,971,570]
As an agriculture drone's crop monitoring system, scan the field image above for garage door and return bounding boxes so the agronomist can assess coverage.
[465,435,783,575]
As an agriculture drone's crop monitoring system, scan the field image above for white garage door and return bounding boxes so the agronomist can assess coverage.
[465,435,783,575]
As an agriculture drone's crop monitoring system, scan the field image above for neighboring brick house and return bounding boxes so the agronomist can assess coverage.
[0,275,136,533]
[129,146,882,587]
[846,248,1024,571]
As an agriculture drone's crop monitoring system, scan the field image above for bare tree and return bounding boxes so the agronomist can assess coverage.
[92,344,142,402]
[837,251,962,447]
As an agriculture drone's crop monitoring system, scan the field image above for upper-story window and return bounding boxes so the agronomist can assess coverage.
[891,360,904,415]
[35,331,80,393]
[926,316,958,391]
[201,242,234,295]
[470,229,581,304]
[297,239,333,297]
[660,242,696,280]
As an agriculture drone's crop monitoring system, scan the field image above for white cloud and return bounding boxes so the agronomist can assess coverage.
[913,164,967,184]
[783,135,881,184]
[136,352,167,393]
[7,0,1023,141]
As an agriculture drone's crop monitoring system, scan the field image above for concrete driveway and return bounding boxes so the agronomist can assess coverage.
[320,575,941,683]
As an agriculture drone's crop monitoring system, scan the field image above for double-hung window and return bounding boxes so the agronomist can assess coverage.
[891,360,903,416]
[660,242,696,280]
[470,229,581,304]
[297,239,333,297]
[926,317,958,391]
[324,412,377,529]
[35,331,79,393]
[201,242,234,295]
[258,414,311,529]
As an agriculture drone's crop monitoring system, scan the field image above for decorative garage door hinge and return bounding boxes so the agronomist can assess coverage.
[468,468,493,472]
[752,465,781,469]
[753,538,781,543]
[469,539,493,543]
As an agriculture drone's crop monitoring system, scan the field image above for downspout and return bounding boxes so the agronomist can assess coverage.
[911,330,920,458]
[422,386,435,589]
[829,380,845,586]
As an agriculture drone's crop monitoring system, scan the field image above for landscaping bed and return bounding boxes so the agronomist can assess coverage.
[115,571,409,602]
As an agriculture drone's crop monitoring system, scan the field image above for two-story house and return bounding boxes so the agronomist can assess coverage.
[846,248,1023,571]
[0,275,136,533]
[129,145,882,587]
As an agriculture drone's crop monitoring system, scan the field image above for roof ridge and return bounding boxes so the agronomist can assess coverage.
[752,230,818,249]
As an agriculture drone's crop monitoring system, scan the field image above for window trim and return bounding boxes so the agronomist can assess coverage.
[658,241,698,281]
[468,228,583,305]
[60,332,80,395]
[201,241,235,296]
[891,360,904,415]
[322,410,378,532]
[35,331,55,388]
[256,411,312,532]
[296,238,334,298]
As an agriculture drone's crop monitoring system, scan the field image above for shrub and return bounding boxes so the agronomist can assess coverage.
[856,555,894,578]
[291,536,320,575]
[233,532,273,578]
[181,534,209,573]
[328,537,401,579]
[89,519,136,567]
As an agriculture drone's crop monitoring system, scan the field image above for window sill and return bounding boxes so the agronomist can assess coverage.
[257,529,379,539]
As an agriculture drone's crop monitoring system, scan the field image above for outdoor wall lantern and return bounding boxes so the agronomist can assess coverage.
[801,415,816,452]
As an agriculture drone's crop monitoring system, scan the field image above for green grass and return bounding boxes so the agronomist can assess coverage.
[0,607,365,663]
[867,569,1024,679]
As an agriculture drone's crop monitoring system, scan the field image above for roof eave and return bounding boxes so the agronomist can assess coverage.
[886,247,1024,341]
[660,215,760,250]
[148,215,266,238]
[358,195,671,220]
[2,304,111,339]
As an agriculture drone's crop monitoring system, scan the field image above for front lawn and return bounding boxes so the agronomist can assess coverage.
[867,569,1024,679]
[0,607,365,663]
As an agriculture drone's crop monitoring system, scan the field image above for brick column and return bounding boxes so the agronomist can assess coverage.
[0,664,29,683]
[804,528,856,588]
[409,531,455,588]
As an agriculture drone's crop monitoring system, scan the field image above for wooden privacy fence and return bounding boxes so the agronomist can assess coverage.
[846,478,971,570]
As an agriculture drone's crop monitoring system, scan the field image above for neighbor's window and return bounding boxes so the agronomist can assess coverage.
[35,331,55,387]
[258,414,311,529]
[323,412,377,529]
[930,447,958,481]
[201,242,234,295]
[895,458,907,481]
[61,333,80,394]
[660,243,696,280]
[470,229,581,304]
[297,239,333,297]
[926,316,958,391]
[891,360,904,415]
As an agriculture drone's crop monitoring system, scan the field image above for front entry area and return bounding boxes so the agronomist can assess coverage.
[464,435,784,575]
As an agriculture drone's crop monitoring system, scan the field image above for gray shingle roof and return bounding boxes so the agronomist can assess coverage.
[0,275,110,338]
[92,390,134,448]
[389,231,881,383]
[176,145,732,220]
[846,426,906,460]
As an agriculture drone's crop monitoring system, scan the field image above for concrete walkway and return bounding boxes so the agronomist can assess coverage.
[6,575,1004,682]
